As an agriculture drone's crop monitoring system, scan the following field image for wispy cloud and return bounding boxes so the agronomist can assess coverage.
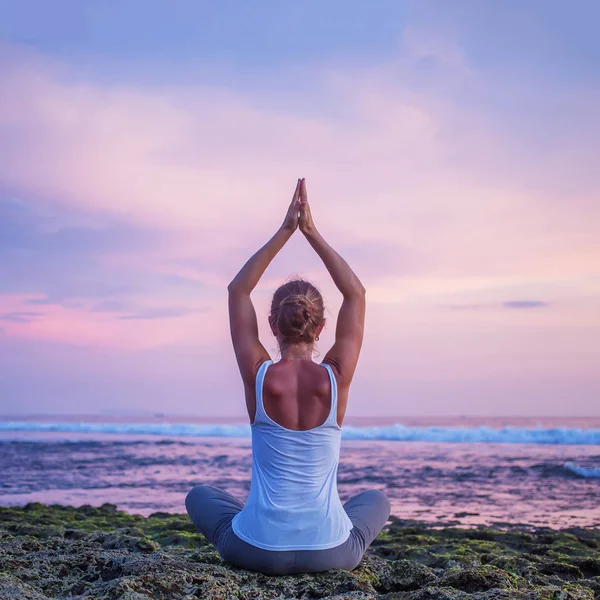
[447,300,549,311]
[0,197,156,303]
[117,307,204,320]
[503,300,549,310]
[91,300,127,313]
[0,311,44,323]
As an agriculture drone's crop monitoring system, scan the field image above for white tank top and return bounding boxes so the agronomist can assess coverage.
[231,360,353,551]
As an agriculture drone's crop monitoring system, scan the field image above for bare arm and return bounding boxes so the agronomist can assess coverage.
[299,179,366,385]
[228,180,302,385]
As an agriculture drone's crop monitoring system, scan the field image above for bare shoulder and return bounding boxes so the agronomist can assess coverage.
[243,356,272,423]
[320,355,353,391]
[266,359,329,390]
[320,358,351,427]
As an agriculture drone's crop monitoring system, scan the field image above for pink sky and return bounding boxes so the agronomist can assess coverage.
[1,2,599,417]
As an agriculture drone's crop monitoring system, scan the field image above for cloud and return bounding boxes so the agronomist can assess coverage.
[0,311,44,323]
[0,5,599,415]
[0,196,157,302]
[91,300,127,313]
[0,41,597,291]
[117,307,204,320]
[503,300,549,309]
[0,28,598,352]
[91,300,205,320]
[0,292,219,349]
[448,300,549,311]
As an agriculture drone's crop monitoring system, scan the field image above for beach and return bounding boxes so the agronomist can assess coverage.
[1,417,599,528]
[2,502,599,599]
[1,417,599,598]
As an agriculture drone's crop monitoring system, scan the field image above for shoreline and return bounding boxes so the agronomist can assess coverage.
[1,503,598,599]
[2,434,599,530]
[1,500,595,533]
[2,414,600,428]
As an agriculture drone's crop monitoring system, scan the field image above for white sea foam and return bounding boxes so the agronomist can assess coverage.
[563,462,600,477]
[1,421,600,445]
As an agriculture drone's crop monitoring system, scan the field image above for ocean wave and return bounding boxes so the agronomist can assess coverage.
[563,462,600,478]
[1,421,600,445]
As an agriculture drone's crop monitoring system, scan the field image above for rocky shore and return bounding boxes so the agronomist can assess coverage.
[1,503,599,599]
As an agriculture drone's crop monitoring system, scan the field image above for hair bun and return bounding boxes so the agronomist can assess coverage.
[270,280,325,345]
[279,294,315,312]
[276,295,314,340]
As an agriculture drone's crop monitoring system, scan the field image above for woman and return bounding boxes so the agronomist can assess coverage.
[186,178,390,575]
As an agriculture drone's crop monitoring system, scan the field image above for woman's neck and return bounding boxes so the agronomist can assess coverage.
[280,343,314,360]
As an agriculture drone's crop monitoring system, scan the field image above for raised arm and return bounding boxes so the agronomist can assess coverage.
[228,179,302,385]
[299,179,366,386]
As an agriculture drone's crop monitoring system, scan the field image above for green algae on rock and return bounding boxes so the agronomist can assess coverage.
[0,504,599,599]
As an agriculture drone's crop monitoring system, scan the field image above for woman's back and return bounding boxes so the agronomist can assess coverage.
[259,358,342,430]
[231,360,353,550]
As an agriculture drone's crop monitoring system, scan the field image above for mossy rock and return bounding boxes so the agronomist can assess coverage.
[428,552,483,571]
[437,565,520,593]
[153,530,209,548]
[0,573,50,600]
[1,505,599,599]
[374,558,436,592]
[571,557,600,577]
[91,531,159,553]
[536,560,585,580]
[398,587,470,599]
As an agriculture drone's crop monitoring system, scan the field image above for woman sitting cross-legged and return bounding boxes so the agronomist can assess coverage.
[185,178,390,575]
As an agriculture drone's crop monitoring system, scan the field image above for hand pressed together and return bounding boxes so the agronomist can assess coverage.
[298,178,315,236]
[281,179,302,232]
[281,177,316,236]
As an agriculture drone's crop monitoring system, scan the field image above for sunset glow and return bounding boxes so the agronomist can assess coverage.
[1,2,599,416]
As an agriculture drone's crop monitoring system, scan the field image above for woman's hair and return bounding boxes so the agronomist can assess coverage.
[270,279,324,345]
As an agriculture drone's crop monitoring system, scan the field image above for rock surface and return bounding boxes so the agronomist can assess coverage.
[0,504,598,599]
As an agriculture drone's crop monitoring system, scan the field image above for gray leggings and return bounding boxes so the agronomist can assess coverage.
[185,485,391,575]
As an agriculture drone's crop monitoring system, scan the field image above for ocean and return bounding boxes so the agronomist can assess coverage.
[1,416,599,529]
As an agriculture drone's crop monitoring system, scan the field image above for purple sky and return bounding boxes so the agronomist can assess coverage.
[1,1,599,417]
